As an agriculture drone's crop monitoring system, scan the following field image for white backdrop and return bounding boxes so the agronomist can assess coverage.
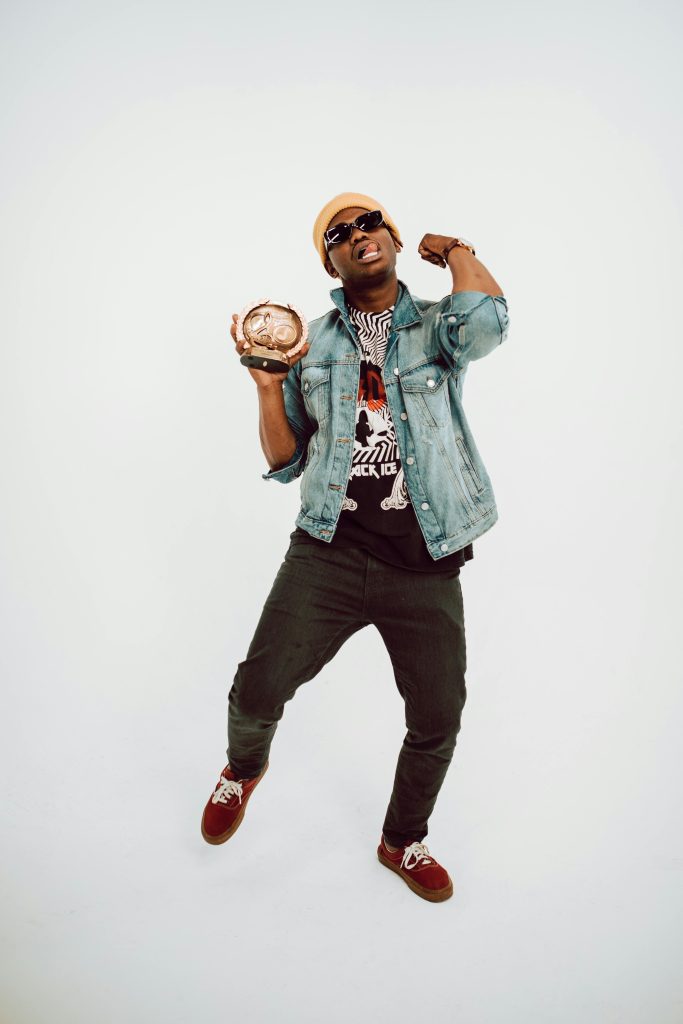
[2,1,682,1021]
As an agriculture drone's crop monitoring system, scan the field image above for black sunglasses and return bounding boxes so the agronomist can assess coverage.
[324,209,385,249]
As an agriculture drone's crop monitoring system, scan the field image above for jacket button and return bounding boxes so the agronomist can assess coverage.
[421,501,429,510]
[400,412,408,421]
[406,456,414,465]
[393,367,399,376]
[304,382,309,391]
[440,543,449,552]
[448,315,456,323]
[427,379,435,388]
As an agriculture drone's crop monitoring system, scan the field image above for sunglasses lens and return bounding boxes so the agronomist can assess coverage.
[325,223,352,246]
[357,210,384,231]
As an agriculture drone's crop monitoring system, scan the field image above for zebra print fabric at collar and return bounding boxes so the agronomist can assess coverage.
[348,304,395,367]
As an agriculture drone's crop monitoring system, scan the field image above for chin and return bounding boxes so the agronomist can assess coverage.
[357,258,391,274]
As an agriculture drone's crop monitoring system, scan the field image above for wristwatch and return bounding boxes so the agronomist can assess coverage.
[443,237,476,258]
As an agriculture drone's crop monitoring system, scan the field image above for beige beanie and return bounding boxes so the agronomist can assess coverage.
[312,191,402,266]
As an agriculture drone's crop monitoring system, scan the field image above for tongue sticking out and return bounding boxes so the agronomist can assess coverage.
[358,241,380,261]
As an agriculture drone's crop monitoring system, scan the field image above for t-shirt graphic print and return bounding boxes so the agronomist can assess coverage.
[339,304,412,532]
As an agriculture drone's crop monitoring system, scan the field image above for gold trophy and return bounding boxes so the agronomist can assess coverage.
[236,299,308,373]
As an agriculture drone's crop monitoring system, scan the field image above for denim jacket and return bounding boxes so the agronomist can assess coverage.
[262,279,510,561]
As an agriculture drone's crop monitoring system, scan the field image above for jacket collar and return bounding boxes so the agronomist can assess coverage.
[329,278,423,333]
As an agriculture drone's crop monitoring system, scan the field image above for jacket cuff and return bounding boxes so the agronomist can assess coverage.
[261,441,307,484]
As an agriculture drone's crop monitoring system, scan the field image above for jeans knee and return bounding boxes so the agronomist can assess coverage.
[411,689,466,749]
[447,688,467,736]
[229,661,285,721]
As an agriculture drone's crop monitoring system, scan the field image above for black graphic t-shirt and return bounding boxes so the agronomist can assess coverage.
[294,303,474,574]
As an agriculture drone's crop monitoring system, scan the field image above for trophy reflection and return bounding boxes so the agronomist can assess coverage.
[236,299,308,373]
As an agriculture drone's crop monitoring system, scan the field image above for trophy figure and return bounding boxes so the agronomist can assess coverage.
[235,299,308,373]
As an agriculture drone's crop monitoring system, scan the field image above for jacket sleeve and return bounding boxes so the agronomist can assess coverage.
[261,363,314,484]
[434,291,510,371]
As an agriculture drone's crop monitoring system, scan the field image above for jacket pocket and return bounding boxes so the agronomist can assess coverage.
[300,437,320,513]
[301,366,331,429]
[400,358,451,428]
[456,435,484,496]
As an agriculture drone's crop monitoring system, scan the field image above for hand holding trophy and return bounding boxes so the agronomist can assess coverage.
[231,300,309,386]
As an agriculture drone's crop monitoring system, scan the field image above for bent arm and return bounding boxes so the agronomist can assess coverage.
[260,366,314,484]
[447,244,503,297]
[257,382,297,470]
[435,291,509,370]
[425,243,508,369]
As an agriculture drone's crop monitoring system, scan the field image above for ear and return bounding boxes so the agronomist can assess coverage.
[324,258,339,278]
[391,232,403,254]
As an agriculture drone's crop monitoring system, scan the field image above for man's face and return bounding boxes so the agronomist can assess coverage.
[323,206,401,283]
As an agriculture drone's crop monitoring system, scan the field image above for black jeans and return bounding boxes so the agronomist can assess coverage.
[226,538,468,847]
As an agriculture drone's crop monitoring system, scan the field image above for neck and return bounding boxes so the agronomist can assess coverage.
[340,273,399,313]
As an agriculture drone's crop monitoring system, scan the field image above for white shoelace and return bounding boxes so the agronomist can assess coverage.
[211,776,243,806]
[400,842,434,870]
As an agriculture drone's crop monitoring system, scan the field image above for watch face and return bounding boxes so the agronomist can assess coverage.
[458,237,474,249]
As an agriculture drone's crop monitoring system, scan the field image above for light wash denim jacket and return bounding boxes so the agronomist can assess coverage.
[262,279,510,561]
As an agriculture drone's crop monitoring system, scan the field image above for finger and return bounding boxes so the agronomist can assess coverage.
[289,343,310,367]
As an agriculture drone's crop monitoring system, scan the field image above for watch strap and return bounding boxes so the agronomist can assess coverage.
[443,237,476,258]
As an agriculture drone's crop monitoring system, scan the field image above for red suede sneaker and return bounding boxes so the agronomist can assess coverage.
[201,761,269,845]
[377,834,454,902]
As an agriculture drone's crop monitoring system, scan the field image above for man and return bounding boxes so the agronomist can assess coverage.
[201,192,509,903]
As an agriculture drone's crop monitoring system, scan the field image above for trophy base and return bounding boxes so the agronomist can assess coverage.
[240,350,290,374]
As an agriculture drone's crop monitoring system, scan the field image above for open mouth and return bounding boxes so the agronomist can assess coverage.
[355,240,381,262]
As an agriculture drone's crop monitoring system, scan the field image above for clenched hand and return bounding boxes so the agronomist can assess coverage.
[417,233,456,269]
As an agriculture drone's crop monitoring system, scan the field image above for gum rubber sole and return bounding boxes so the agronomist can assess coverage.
[377,848,454,902]
[201,760,269,845]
